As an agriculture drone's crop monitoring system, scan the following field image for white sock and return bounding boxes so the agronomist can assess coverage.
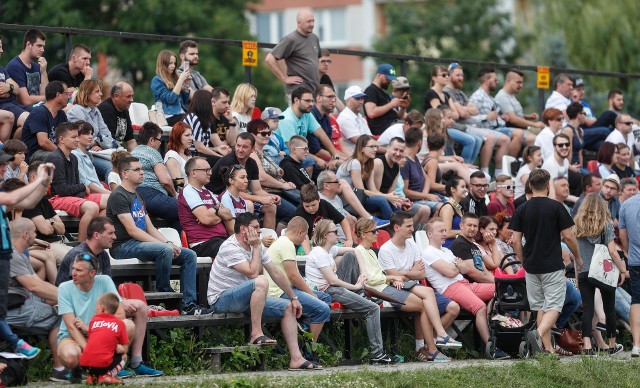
[495,168,503,176]
[415,339,425,351]
[481,167,489,175]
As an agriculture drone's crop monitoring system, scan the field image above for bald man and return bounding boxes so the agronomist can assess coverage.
[495,69,545,132]
[98,82,137,151]
[265,9,321,102]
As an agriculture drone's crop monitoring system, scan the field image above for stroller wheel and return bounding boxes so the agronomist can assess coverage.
[519,340,530,359]
[485,340,496,359]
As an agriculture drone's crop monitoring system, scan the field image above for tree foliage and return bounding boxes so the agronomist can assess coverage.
[0,0,284,107]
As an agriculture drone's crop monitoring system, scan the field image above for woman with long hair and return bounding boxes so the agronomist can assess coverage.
[574,193,628,355]
[440,176,467,248]
[514,145,543,199]
[246,119,299,204]
[164,122,193,186]
[612,143,636,178]
[183,89,231,158]
[219,164,254,233]
[336,135,400,220]
[151,50,191,126]
[230,83,258,133]
[67,79,116,180]
[596,142,617,179]
[474,216,506,273]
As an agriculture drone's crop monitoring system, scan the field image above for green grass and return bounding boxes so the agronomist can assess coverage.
[125,357,640,387]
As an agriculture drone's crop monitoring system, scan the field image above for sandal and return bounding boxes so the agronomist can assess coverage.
[555,345,573,357]
[249,335,277,346]
[435,335,462,349]
[288,360,323,371]
[426,349,451,363]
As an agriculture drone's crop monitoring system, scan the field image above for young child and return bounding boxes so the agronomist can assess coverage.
[2,139,28,183]
[108,150,130,191]
[280,135,314,190]
[261,107,288,163]
[79,292,129,385]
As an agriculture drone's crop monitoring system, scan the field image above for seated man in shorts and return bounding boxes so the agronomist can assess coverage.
[45,122,108,242]
[423,218,509,359]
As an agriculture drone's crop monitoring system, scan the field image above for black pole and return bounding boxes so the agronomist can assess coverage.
[244,66,251,84]
[64,34,73,59]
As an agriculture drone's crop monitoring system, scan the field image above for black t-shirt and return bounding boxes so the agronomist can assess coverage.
[106,185,148,252]
[47,63,84,88]
[591,110,618,129]
[279,155,312,190]
[295,199,345,238]
[98,98,135,145]
[377,155,399,194]
[450,235,484,281]
[612,164,636,179]
[55,242,112,286]
[22,198,59,242]
[460,194,488,217]
[513,194,528,210]
[423,88,449,112]
[364,83,398,136]
[207,153,259,194]
[211,114,231,143]
[509,197,574,274]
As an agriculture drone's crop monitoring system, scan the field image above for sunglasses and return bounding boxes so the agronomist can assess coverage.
[438,73,450,78]
[258,131,272,137]
[555,143,570,148]
[448,62,460,72]
[497,185,514,190]
[77,253,95,270]
[364,229,379,235]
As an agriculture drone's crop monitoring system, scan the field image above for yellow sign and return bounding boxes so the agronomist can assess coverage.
[242,41,258,67]
[537,66,550,89]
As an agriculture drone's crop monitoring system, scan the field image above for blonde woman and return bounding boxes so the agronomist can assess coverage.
[151,50,191,126]
[574,193,628,356]
[230,83,258,135]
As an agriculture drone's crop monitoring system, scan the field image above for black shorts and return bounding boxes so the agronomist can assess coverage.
[191,237,226,258]
[83,352,123,375]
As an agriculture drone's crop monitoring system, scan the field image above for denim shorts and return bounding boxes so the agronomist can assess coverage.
[210,279,290,318]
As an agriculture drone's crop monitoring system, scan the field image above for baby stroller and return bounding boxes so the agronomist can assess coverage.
[486,253,536,359]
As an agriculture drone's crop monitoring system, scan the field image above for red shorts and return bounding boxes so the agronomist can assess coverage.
[49,194,102,217]
[443,280,495,315]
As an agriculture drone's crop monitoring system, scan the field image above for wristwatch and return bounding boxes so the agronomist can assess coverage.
[9,84,14,94]
[49,218,55,225]
[291,296,299,301]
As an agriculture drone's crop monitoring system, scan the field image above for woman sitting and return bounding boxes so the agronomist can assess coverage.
[514,145,542,199]
[597,142,617,179]
[183,89,231,158]
[230,83,258,135]
[612,143,636,178]
[439,176,467,248]
[164,122,193,189]
[219,164,254,232]
[151,50,191,126]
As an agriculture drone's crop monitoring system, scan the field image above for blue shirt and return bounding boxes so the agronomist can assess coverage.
[276,107,320,143]
[72,149,102,187]
[131,145,167,194]
[6,56,41,96]
[309,106,332,154]
[57,275,120,341]
[400,155,425,194]
[22,104,68,162]
[619,194,640,266]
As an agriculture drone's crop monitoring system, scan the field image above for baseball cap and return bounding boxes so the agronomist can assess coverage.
[603,174,621,189]
[344,86,367,100]
[0,150,15,164]
[261,107,285,120]
[376,63,397,81]
[574,78,585,88]
[392,76,410,90]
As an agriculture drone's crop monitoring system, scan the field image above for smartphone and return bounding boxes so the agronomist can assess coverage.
[184,60,190,71]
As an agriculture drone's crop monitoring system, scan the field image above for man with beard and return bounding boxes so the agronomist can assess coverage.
[363,63,407,136]
[593,90,639,129]
[177,40,213,93]
[310,84,346,166]
[460,171,489,217]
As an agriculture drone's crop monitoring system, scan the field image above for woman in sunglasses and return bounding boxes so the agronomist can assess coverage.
[487,175,515,217]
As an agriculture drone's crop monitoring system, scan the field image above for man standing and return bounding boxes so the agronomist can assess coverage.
[106,156,207,315]
[460,171,488,217]
[47,44,92,91]
[510,169,582,356]
[207,212,321,370]
[178,157,233,258]
[177,40,213,92]
[619,185,640,357]
[6,29,49,105]
[98,82,137,151]
[22,81,68,162]
[337,86,373,152]
[363,63,406,136]
[265,9,321,101]
[495,69,545,132]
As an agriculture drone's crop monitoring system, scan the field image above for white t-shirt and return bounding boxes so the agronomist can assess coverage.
[422,245,463,294]
[336,159,362,186]
[107,171,121,187]
[514,164,532,199]
[232,112,251,134]
[378,238,422,272]
[305,245,339,292]
[163,150,188,180]
[376,123,405,147]
[534,126,557,162]
[545,91,570,112]
[606,129,634,151]
[337,108,372,153]
[542,156,569,179]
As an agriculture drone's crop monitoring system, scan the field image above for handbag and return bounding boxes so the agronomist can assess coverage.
[587,231,619,292]
[555,328,583,354]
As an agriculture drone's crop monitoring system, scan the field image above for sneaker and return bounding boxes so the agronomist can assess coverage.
[632,346,640,357]
[372,216,389,228]
[370,351,402,365]
[14,339,40,359]
[581,348,598,357]
[608,344,624,356]
[527,329,543,357]
[97,374,124,385]
[50,368,71,382]
[493,347,511,360]
[133,363,163,377]
[86,374,98,385]
[117,369,134,379]
[70,367,83,384]
[181,303,214,316]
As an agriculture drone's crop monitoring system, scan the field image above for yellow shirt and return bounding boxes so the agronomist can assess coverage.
[265,236,297,298]
[355,245,388,292]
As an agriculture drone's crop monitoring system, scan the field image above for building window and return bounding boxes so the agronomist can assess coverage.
[256,12,284,43]
[316,8,347,46]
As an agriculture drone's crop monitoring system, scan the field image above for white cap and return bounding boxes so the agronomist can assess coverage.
[344,86,367,100]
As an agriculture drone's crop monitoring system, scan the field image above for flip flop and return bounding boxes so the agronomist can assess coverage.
[288,360,323,371]
[249,335,277,346]
[435,335,462,349]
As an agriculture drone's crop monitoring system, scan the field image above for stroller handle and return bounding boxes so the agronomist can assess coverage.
[499,253,521,271]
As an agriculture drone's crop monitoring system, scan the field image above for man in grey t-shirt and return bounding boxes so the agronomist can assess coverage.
[265,9,321,98]
[494,69,545,132]
[177,40,213,93]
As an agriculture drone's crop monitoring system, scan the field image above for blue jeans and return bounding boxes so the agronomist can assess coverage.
[556,280,582,329]
[615,287,631,324]
[276,197,297,225]
[136,186,180,227]
[210,279,290,318]
[92,157,112,182]
[364,195,397,220]
[112,239,197,307]
[582,126,610,152]
[448,128,482,164]
[281,288,331,324]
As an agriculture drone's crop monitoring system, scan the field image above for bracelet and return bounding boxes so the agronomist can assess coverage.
[165,240,171,244]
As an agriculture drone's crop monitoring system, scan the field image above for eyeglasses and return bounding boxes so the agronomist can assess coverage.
[438,73,450,78]
[497,185,514,190]
[294,146,309,152]
[448,63,460,72]
[471,183,489,189]
[125,167,143,172]
[321,94,337,100]
[258,131,272,137]
[364,145,379,149]
[153,137,162,142]
[327,230,338,235]
[555,143,570,148]
[319,59,332,64]
[603,184,619,191]
[364,229,379,235]
[300,98,314,104]
[193,168,212,174]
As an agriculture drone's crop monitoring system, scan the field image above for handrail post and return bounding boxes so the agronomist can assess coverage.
[399,60,407,77]
[244,66,251,84]
[538,89,545,115]
[64,33,73,59]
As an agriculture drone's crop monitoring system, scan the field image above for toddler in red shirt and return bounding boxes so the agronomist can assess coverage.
[79,293,129,385]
